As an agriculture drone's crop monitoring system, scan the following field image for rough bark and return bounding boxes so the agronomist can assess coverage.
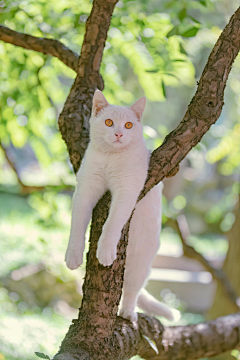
[1,1,240,359]
[55,312,240,360]
[140,7,240,197]
[54,5,240,360]
[137,313,240,360]
[57,0,115,173]
[0,25,79,71]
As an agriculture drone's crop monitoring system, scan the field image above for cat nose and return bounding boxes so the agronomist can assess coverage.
[115,132,123,139]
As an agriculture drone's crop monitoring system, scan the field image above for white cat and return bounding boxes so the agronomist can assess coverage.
[65,90,178,322]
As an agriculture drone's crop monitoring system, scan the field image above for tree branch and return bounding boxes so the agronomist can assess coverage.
[0,143,75,194]
[122,312,240,360]
[168,215,240,309]
[141,7,240,198]
[58,0,115,173]
[54,312,240,360]
[0,143,45,194]
[0,25,79,71]
[137,312,240,360]
[0,142,25,187]
[53,4,240,360]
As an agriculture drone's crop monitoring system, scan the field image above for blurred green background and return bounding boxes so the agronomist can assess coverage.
[0,0,240,359]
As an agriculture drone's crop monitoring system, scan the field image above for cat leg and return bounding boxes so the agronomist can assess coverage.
[66,179,106,270]
[96,190,140,266]
[119,185,161,322]
[119,250,157,322]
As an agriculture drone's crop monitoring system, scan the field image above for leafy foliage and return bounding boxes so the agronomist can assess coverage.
[35,352,50,359]
[0,0,239,358]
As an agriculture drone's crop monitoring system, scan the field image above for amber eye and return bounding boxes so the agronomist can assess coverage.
[125,122,133,129]
[105,119,113,127]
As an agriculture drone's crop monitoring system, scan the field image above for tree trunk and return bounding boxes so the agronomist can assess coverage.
[54,5,240,359]
[1,1,240,359]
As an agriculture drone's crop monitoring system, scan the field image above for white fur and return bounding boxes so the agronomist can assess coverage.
[65,90,178,322]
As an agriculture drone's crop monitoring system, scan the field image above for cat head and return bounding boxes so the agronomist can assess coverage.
[90,90,146,152]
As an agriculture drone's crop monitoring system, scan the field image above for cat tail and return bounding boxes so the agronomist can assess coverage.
[137,289,181,321]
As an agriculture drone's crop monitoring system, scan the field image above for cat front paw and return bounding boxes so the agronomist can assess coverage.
[65,246,83,270]
[119,308,138,323]
[96,240,117,267]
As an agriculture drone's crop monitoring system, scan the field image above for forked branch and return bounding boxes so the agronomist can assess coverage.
[54,4,240,360]
[3,0,239,358]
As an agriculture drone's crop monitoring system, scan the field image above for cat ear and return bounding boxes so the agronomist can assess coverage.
[130,97,146,121]
[92,90,109,116]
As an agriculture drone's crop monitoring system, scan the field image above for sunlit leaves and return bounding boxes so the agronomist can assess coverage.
[161,80,166,98]
[206,124,240,175]
[172,195,187,210]
[0,0,197,172]
[0,283,71,359]
[2,1,239,358]
[199,0,207,7]
[0,0,238,244]
[0,37,74,179]
[35,352,50,359]
[178,8,187,22]
[103,11,195,102]
[181,27,200,38]
[231,349,240,360]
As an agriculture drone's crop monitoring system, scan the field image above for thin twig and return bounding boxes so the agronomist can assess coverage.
[1,144,74,194]
[0,143,46,193]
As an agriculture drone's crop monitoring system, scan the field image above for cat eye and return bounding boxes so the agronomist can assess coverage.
[105,119,113,127]
[125,122,133,129]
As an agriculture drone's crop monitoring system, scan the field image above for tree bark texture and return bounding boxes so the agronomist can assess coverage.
[141,7,240,197]
[1,1,240,360]
[54,312,240,360]
[58,0,117,173]
[54,5,240,360]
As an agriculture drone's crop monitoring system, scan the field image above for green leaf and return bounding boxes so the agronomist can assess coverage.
[179,43,187,55]
[199,0,207,6]
[145,69,158,73]
[161,80,166,98]
[167,26,179,38]
[178,8,187,21]
[35,352,50,360]
[165,0,175,9]
[172,59,185,62]
[188,15,201,24]
[165,73,178,79]
[181,27,199,38]
[143,335,159,354]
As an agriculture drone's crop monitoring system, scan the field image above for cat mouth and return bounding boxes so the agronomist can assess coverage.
[113,140,122,144]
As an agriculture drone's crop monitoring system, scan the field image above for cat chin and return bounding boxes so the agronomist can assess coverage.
[112,141,124,147]
[111,143,130,151]
[106,141,130,149]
